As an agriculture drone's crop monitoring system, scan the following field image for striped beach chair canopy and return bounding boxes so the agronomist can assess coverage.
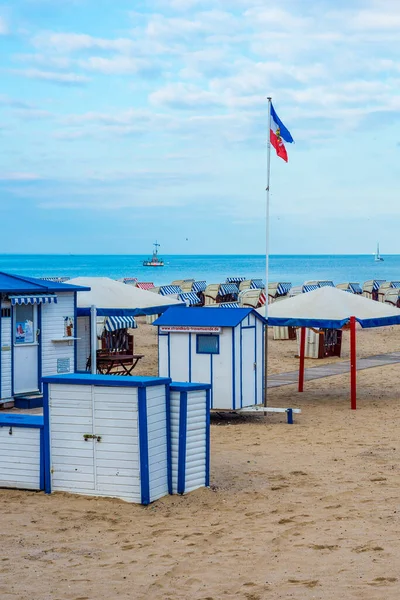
[303,284,319,293]
[122,277,138,285]
[192,281,206,293]
[373,280,386,291]
[218,302,240,308]
[390,281,400,288]
[41,276,71,283]
[250,279,265,289]
[226,276,246,284]
[159,285,182,296]
[318,281,334,287]
[105,316,137,332]
[219,283,239,297]
[135,282,154,290]
[178,292,201,306]
[276,283,292,296]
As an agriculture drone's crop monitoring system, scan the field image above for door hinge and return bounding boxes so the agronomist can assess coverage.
[83,434,102,442]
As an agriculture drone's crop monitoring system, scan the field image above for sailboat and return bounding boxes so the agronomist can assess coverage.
[375,243,384,262]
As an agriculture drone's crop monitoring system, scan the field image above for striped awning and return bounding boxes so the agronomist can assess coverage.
[159,285,182,296]
[277,283,292,295]
[136,282,154,290]
[318,281,334,287]
[105,316,137,332]
[250,279,264,289]
[390,282,400,288]
[218,302,240,308]
[219,284,239,297]
[123,277,138,285]
[9,294,58,306]
[192,281,206,292]
[373,280,385,291]
[178,292,201,306]
[226,277,246,283]
[349,283,362,294]
[303,285,319,293]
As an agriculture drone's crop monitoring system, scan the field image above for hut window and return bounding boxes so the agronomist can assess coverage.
[196,334,219,355]
[1,308,11,318]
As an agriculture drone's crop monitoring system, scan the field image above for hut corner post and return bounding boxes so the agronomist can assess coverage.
[298,327,306,392]
[263,96,272,408]
[350,316,357,409]
[90,305,97,375]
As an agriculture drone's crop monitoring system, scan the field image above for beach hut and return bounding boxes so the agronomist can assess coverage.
[154,307,267,410]
[383,288,400,308]
[67,277,184,373]
[336,282,362,294]
[377,281,400,302]
[0,273,89,407]
[203,283,239,306]
[362,280,386,301]
[238,279,264,292]
[258,286,400,409]
[239,288,266,309]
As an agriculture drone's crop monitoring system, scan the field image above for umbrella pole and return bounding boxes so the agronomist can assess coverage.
[350,316,357,409]
[298,327,306,392]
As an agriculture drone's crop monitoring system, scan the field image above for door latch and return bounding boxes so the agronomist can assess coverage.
[83,434,102,442]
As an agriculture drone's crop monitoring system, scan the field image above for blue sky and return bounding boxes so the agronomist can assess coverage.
[0,0,399,254]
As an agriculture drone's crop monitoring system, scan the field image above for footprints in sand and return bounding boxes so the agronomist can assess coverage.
[288,578,319,588]
[353,544,384,553]
[367,576,398,586]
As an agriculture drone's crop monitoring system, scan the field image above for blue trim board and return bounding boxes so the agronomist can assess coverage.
[261,323,265,404]
[165,384,172,495]
[177,390,188,495]
[39,428,45,491]
[232,328,236,410]
[77,304,184,318]
[210,353,213,409]
[42,373,171,388]
[240,322,243,408]
[138,387,150,505]
[254,316,257,405]
[0,414,43,428]
[167,333,171,378]
[170,382,211,392]
[73,292,77,373]
[37,304,42,391]
[11,304,14,397]
[0,305,2,396]
[188,333,192,382]
[205,389,211,487]
[42,383,51,494]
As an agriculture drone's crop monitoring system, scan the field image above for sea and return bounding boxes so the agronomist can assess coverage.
[0,254,398,287]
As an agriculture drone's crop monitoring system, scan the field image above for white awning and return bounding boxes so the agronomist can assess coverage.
[9,294,58,306]
[105,316,137,332]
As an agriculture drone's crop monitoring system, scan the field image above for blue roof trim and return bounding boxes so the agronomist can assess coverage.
[170,381,212,391]
[42,373,171,388]
[153,306,267,327]
[269,315,400,329]
[0,414,44,428]
[0,272,90,293]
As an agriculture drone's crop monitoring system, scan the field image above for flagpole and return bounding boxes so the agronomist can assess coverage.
[264,96,272,407]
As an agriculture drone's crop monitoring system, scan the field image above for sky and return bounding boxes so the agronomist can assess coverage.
[0,0,399,255]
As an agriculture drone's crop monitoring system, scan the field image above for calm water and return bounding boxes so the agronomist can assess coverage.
[0,254,398,287]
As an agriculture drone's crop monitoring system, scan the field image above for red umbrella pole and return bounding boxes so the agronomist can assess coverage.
[298,327,306,392]
[350,316,357,409]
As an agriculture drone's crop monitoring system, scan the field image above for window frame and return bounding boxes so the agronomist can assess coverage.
[196,333,220,355]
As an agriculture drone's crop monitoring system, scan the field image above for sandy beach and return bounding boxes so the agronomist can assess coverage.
[2,322,400,599]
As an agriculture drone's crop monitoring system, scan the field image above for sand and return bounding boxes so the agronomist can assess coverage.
[1,322,400,599]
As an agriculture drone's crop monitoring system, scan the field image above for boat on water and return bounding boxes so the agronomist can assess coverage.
[375,243,384,262]
[143,242,164,267]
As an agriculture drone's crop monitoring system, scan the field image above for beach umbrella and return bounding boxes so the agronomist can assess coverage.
[257,286,400,409]
[67,277,184,374]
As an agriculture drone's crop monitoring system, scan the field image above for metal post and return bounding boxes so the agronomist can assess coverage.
[263,96,272,407]
[298,327,306,392]
[350,316,357,409]
[90,305,97,375]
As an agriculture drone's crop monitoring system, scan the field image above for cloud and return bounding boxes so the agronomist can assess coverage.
[32,31,136,53]
[11,69,89,85]
[77,55,163,77]
[0,16,8,35]
[0,172,42,181]
[149,82,222,109]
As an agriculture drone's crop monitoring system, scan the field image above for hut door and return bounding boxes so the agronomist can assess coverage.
[241,328,256,406]
[13,304,39,395]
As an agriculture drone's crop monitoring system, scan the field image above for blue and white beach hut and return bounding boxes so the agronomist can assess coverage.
[0,273,89,406]
[154,307,267,410]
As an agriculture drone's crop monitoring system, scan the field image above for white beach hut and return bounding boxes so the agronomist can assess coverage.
[362,280,386,301]
[0,273,89,407]
[154,307,267,410]
[67,277,184,373]
[377,281,400,302]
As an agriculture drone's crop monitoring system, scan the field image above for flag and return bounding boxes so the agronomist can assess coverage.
[270,103,293,163]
